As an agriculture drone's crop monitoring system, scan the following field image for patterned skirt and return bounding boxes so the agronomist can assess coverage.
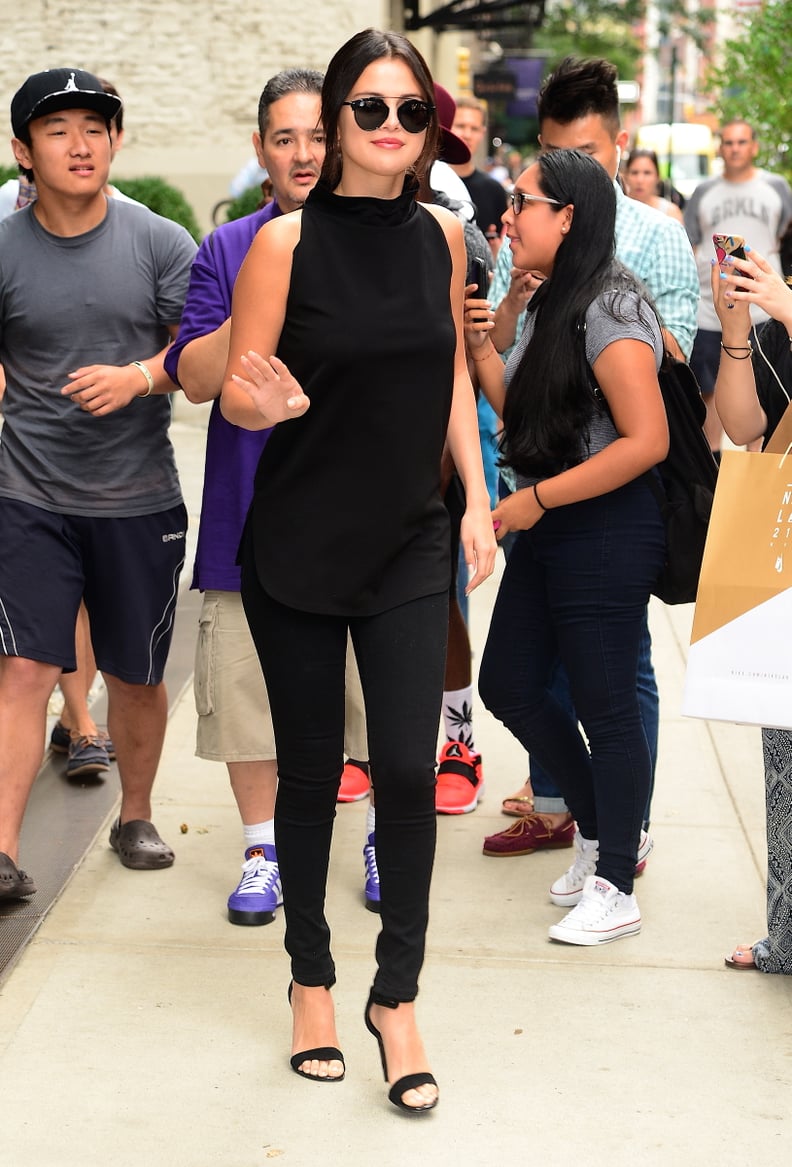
[753,729,792,974]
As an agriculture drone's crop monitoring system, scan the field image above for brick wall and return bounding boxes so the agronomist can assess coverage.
[0,0,396,232]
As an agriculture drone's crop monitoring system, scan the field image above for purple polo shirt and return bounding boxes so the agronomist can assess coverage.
[165,201,282,591]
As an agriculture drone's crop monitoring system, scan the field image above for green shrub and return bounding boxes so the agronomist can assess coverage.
[221,185,267,223]
[0,163,19,184]
[112,176,203,242]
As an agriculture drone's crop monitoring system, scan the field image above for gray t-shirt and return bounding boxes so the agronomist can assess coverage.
[0,198,197,516]
[505,288,663,485]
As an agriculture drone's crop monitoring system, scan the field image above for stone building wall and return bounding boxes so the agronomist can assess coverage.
[0,0,409,231]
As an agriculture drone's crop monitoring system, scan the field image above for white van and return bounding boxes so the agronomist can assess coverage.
[633,123,717,199]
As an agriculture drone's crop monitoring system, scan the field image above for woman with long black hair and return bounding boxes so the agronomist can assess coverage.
[467,148,668,946]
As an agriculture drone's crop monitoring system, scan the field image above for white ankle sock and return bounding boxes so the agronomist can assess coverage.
[243,819,275,849]
[366,805,376,839]
[442,685,474,749]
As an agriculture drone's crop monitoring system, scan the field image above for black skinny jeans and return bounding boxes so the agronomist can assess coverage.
[241,555,448,1001]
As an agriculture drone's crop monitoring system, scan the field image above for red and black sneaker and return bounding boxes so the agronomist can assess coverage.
[337,759,371,803]
[435,740,484,814]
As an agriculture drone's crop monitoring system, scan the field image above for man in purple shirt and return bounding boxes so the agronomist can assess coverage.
[165,70,331,925]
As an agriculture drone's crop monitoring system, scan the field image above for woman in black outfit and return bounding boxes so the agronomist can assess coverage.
[220,28,496,1111]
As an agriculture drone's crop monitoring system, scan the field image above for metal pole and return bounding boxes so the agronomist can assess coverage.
[667,41,677,192]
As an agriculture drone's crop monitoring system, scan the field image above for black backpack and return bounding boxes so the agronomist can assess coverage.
[645,356,719,604]
[590,354,719,605]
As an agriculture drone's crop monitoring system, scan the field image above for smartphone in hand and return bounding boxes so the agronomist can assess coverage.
[713,233,747,265]
[713,234,751,308]
[467,256,489,322]
[467,255,489,300]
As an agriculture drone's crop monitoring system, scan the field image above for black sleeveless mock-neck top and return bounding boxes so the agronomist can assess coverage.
[246,177,456,616]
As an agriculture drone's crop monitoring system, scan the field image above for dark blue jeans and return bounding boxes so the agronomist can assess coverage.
[530,616,658,828]
[479,479,665,893]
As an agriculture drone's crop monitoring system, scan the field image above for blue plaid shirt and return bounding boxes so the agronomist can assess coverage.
[490,180,699,360]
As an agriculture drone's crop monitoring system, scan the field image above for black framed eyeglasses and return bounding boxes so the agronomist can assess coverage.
[342,97,435,135]
[508,190,563,214]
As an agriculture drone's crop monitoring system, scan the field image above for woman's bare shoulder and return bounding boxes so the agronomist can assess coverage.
[247,208,303,260]
[421,200,462,235]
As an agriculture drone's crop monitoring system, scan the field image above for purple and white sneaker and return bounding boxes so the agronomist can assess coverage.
[227,844,282,926]
[364,831,380,913]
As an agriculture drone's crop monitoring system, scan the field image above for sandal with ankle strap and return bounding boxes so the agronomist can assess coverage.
[287,982,345,1082]
[364,989,438,1113]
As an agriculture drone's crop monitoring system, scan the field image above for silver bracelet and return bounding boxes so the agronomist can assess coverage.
[131,360,155,397]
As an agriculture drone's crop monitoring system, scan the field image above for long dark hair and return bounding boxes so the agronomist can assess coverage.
[502,148,649,476]
[320,28,440,191]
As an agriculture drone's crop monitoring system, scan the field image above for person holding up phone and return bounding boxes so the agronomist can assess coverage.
[711,244,792,974]
[684,119,792,454]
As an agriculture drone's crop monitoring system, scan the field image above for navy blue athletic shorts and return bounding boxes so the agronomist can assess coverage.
[0,499,187,684]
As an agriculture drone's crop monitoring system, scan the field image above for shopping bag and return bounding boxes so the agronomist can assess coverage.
[682,431,792,729]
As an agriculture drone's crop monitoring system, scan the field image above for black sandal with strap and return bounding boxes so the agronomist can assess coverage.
[364,989,438,1113]
[287,982,345,1082]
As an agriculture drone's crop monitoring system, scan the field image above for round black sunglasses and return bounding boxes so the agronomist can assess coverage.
[342,97,435,135]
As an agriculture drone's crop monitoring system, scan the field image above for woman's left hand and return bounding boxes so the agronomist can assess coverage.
[460,504,498,594]
[231,351,310,422]
[491,485,544,537]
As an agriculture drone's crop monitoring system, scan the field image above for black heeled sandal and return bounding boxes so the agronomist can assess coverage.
[288,981,345,1082]
[364,989,438,1113]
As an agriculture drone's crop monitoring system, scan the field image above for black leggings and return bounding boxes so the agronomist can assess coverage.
[241,557,448,1001]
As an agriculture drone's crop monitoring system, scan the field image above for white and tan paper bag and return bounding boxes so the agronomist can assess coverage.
[682,444,792,729]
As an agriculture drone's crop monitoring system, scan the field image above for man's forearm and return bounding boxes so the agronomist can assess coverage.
[177,318,232,403]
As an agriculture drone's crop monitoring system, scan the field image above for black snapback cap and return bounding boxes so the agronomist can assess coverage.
[11,68,122,137]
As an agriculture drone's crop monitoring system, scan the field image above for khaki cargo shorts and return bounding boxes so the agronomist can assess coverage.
[194,590,368,764]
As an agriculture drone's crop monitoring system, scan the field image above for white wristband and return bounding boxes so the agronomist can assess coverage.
[131,361,155,397]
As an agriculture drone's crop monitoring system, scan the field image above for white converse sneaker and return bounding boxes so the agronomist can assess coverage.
[549,831,598,907]
[549,829,653,906]
[548,875,641,946]
[635,829,654,875]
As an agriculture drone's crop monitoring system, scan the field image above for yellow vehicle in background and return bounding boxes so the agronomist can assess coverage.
[633,123,717,199]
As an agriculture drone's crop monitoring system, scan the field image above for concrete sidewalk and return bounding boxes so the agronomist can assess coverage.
[1,403,790,1166]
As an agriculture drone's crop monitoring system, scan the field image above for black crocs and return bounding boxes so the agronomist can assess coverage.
[109,819,175,870]
[0,851,37,900]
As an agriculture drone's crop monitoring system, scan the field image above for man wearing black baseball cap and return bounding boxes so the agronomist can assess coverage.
[0,67,198,900]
